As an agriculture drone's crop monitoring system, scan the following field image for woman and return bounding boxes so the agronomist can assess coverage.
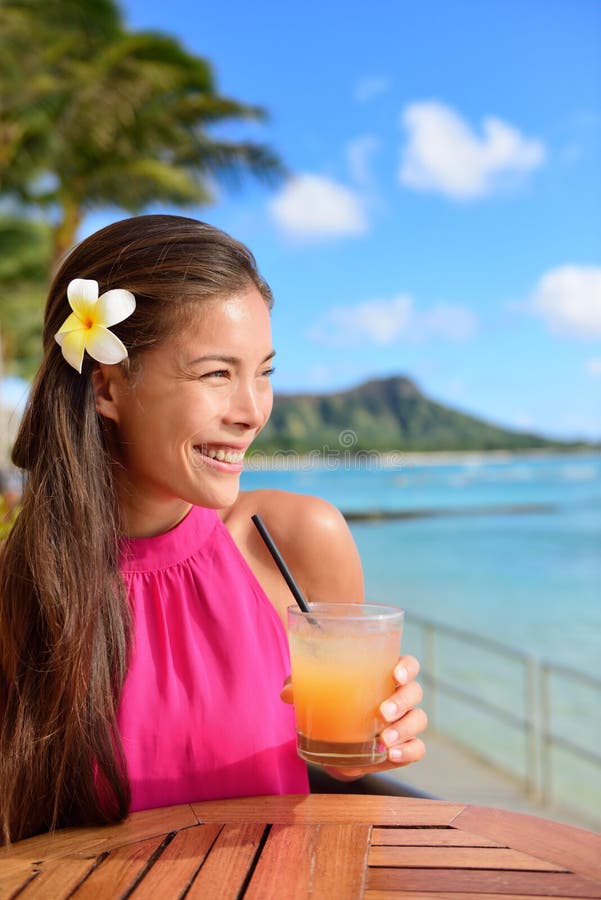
[0,215,426,842]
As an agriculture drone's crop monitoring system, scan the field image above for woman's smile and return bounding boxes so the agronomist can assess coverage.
[191,443,249,472]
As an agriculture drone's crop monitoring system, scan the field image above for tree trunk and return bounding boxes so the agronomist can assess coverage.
[52,200,82,270]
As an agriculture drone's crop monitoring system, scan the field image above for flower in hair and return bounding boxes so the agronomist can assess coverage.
[54,279,136,373]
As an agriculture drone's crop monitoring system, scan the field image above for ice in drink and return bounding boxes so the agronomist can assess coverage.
[287,603,404,767]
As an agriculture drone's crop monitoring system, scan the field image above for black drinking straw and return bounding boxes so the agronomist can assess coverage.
[251,514,312,614]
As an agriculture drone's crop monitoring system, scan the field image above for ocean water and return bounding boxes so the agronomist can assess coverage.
[242,451,601,819]
[242,452,601,673]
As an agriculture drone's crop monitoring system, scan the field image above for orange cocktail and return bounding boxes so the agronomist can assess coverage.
[287,603,404,766]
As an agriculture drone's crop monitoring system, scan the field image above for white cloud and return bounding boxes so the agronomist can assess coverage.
[309,294,478,347]
[530,266,601,337]
[586,358,601,377]
[354,76,391,103]
[334,295,413,344]
[346,135,380,185]
[419,304,479,342]
[269,174,367,239]
[399,100,545,198]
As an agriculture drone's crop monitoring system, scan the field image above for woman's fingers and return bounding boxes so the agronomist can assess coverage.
[326,736,427,780]
[380,707,428,756]
[379,679,424,723]
[280,677,293,704]
[393,654,420,686]
[384,737,426,767]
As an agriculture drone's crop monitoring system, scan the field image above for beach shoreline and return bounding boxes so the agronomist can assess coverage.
[243,445,601,471]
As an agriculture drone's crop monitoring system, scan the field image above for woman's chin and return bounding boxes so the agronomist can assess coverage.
[191,475,242,511]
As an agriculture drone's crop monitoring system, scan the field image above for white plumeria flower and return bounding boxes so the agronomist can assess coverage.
[54,278,136,373]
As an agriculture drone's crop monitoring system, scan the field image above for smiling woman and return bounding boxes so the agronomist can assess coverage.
[0,215,426,843]
[93,288,276,533]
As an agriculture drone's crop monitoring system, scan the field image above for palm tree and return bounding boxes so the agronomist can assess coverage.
[0,0,283,266]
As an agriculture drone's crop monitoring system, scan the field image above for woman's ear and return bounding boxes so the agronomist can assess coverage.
[92,364,126,425]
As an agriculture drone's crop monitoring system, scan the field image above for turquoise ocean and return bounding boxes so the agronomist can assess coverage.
[242,451,601,819]
[242,451,601,671]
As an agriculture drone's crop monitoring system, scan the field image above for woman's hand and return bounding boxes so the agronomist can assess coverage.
[328,654,427,780]
[280,654,427,781]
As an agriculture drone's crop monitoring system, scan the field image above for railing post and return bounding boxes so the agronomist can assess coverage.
[525,655,543,800]
[422,621,437,731]
[540,663,552,806]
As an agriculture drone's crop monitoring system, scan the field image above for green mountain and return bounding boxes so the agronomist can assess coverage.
[253,376,585,454]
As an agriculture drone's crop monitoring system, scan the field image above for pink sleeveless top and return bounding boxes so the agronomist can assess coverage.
[117,505,309,810]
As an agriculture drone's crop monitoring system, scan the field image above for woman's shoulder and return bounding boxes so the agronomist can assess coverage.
[232,488,347,539]
[224,489,364,601]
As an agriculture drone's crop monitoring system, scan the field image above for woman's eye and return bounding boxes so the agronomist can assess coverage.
[261,366,276,377]
[202,370,229,379]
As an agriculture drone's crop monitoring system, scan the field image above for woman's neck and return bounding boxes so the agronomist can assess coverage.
[119,496,193,538]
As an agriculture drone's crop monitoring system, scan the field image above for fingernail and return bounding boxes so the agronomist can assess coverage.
[380,701,398,721]
[395,665,408,685]
[383,729,399,748]
[377,741,386,753]
[389,747,403,762]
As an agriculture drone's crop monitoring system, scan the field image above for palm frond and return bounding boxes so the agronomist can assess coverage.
[0,0,285,261]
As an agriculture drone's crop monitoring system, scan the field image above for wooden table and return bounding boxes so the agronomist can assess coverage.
[1,795,600,899]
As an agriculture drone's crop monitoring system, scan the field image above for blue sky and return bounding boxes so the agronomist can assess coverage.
[82,0,600,439]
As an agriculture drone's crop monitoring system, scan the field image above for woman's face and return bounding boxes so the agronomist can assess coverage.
[96,285,274,536]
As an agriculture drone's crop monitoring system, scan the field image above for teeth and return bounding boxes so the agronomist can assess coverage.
[205,448,244,464]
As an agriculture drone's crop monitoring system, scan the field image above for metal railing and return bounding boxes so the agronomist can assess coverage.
[407,613,601,823]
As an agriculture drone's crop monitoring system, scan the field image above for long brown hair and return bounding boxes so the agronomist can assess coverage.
[0,215,273,842]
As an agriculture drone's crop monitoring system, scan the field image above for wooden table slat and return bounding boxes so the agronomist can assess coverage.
[369,845,567,872]
[245,822,371,900]
[244,823,320,900]
[128,824,222,898]
[452,806,601,885]
[0,858,38,886]
[309,824,371,900]
[15,857,99,900]
[0,804,197,865]
[185,823,265,899]
[191,795,465,826]
[371,827,503,847]
[62,834,166,899]
[365,893,601,900]
[366,867,601,898]
[0,867,39,900]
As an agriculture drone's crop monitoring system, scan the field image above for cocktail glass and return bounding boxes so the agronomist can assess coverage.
[287,603,404,767]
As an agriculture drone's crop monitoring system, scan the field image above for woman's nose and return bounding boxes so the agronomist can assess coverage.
[225,380,269,429]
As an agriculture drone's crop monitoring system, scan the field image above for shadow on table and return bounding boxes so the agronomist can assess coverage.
[308,765,437,799]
